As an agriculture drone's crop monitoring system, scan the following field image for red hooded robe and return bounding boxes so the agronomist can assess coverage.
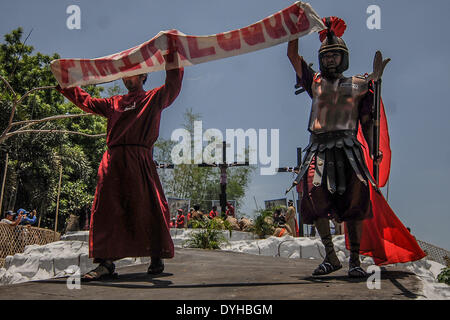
[58,68,184,261]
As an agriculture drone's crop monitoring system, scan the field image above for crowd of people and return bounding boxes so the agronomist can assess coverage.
[0,209,37,228]
[169,202,236,229]
[169,201,304,238]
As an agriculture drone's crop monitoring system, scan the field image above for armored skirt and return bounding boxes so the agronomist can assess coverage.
[297,130,375,224]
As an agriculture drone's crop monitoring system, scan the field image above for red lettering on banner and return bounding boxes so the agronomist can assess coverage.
[80,60,100,80]
[282,5,310,35]
[263,13,287,39]
[118,48,142,72]
[241,23,265,46]
[166,32,188,62]
[216,31,241,51]
[59,59,76,84]
[94,60,119,77]
[187,36,216,59]
[141,40,164,67]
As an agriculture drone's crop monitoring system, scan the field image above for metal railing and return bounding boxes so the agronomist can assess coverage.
[416,240,450,266]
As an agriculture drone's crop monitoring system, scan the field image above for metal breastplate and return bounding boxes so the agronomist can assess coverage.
[308,74,369,133]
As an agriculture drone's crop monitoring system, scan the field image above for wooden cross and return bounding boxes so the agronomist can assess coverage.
[156,141,249,214]
[198,141,249,214]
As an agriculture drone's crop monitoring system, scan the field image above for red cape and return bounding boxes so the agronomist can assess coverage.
[346,98,426,265]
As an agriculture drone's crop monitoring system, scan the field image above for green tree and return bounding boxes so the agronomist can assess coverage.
[0,28,106,231]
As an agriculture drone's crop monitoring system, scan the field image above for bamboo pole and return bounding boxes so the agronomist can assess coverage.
[54,163,63,241]
[0,153,9,218]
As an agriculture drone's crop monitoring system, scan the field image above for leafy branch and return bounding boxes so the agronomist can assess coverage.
[0,74,105,144]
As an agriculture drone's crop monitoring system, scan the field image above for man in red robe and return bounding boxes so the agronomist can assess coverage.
[56,54,183,280]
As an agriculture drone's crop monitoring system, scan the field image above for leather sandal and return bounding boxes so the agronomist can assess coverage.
[81,262,117,282]
[312,262,342,276]
[348,266,369,278]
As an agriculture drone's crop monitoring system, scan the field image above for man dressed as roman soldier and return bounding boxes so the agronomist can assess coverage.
[286,17,425,277]
[287,16,375,277]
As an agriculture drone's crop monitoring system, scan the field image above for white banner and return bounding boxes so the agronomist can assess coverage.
[51,2,325,88]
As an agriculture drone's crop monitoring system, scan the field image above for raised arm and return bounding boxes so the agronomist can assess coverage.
[157,68,184,110]
[11,215,23,227]
[56,85,112,118]
[153,50,184,110]
[287,39,315,98]
[287,39,304,80]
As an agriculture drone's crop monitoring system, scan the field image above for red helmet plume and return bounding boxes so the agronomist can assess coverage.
[319,17,347,42]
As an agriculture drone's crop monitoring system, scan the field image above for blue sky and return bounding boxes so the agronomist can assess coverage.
[1,0,449,250]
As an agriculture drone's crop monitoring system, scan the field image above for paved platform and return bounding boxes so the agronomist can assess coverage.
[0,248,422,300]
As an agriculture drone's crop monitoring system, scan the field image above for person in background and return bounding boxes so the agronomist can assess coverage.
[18,209,37,226]
[191,204,204,221]
[176,209,185,229]
[273,208,286,227]
[225,202,235,218]
[1,210,23,227]
[285,200,299,237]
[209,206,219,219]
[186,208,194,228]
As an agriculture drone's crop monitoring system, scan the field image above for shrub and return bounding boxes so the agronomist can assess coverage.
[184,217,231,249]
[437,267,450,285]
[253,208,275,239]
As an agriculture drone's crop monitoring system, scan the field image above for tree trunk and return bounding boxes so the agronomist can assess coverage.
[0,153,9,217]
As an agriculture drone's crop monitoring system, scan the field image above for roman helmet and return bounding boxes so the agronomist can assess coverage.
[318,17,349,78]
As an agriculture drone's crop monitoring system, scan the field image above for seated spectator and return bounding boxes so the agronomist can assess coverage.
[176,209,185,228]
[18,209,37,226]
[273,209,286,227]
[209,206,219,219]
[191,204,204,221]
[225,202,235,218]
[1,210,23,227]
[273,209,289,237]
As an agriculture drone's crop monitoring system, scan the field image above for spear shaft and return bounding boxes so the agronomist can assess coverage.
[373,78,382,186]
